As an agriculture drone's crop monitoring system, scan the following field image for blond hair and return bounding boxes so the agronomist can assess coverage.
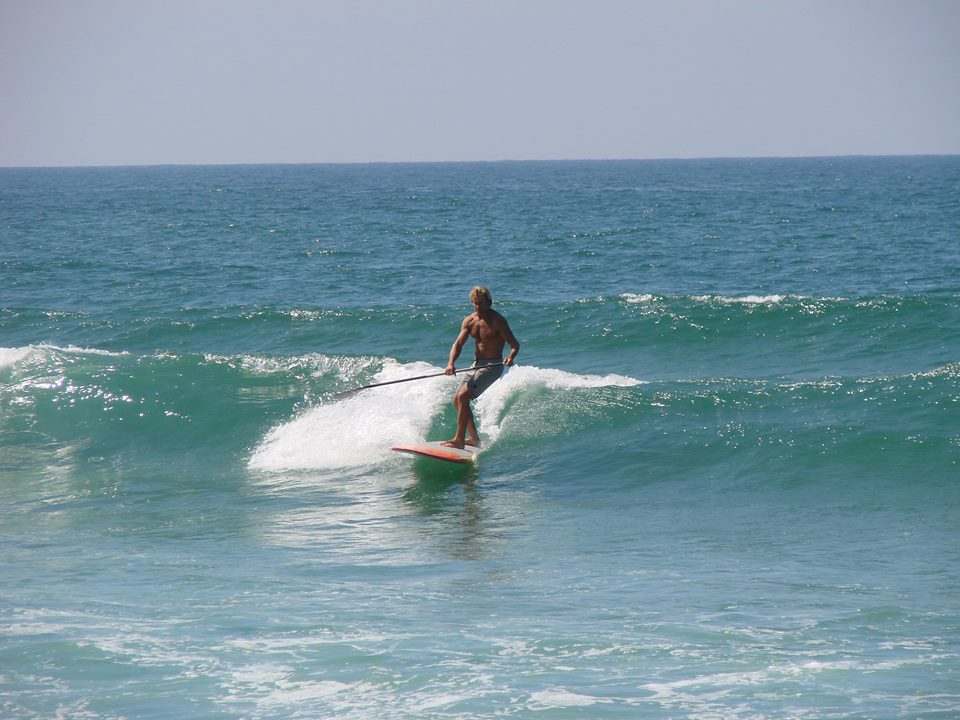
[469,286,492,305]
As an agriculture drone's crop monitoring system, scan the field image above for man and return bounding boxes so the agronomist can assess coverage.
[442,286,520,449]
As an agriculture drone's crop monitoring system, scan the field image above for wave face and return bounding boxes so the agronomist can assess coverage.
[4,339,955,485]
[2,158,959,719]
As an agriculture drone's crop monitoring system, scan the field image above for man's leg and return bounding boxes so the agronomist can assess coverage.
[464,396,479,446]
[445,383,478,448]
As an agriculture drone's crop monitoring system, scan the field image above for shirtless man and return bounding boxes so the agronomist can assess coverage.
[442,286,520,449]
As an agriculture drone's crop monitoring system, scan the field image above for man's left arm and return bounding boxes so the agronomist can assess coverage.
[500,318,520,366]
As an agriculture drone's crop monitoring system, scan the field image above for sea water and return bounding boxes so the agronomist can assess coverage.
[1,157,958,718]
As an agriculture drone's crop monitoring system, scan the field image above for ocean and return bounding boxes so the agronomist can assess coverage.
[1,157,958,718]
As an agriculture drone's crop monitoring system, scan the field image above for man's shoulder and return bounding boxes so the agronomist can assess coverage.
[490,309,509,325]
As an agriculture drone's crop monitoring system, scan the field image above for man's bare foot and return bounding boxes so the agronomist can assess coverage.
[441,438,480,449]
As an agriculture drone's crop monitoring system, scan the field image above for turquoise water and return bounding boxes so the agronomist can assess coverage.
[2,157,959,718]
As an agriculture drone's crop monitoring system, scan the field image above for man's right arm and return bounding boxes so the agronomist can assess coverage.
[446,318,470,374]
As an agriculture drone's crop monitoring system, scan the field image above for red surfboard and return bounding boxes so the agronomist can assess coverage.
[391,441,480,464]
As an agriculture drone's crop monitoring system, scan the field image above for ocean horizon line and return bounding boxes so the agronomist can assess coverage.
[2,152,958,171]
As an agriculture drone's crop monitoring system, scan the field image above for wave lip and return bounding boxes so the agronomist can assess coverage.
[0,344,127,370]
[620,292,852,306]
[698,294,788,304]
[0,346,34,369]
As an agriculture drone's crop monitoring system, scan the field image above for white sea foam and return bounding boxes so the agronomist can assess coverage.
[641,655,937,711]
[502,365,643,391]
[0,346,34,369]
[623,293,790,305]
[248,360,644,472]
[528,688,604,709]
[693,294,787,305]
[222,663,362,708]
[1,344,126,370]
[620,293,658,304]
[475,364,644,443]
[623,292,853,308]
[248,360,452,471]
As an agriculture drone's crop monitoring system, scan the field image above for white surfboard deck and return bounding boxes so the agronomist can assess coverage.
[391,441,480,464]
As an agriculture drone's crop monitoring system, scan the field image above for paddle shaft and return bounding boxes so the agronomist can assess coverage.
[333,362,504,399]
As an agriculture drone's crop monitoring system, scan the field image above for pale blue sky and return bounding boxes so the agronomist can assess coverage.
[1,0,958,167]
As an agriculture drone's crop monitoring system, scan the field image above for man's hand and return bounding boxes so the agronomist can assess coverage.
[445,364,456,376]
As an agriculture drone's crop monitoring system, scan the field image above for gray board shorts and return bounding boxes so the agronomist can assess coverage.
[461,359,504,397]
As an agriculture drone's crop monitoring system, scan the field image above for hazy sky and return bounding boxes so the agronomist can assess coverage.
[1,0,958,167]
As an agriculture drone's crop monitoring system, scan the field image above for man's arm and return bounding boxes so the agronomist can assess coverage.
[500,317,520,366]
[445,318,471,374]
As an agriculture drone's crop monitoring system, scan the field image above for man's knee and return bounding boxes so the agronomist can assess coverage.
[453,385,472,407]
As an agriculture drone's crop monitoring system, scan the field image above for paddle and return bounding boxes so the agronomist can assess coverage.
[332,362,504,400]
